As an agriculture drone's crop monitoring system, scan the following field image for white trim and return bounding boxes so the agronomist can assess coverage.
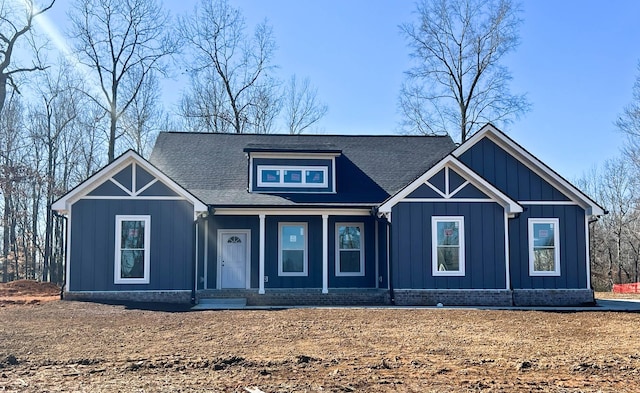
[51,150,207,215]
[425,181,447,198]
[374,220,379,289]
[134,178,159,196]
[585,215,591,289]
[248,152,341,159]
[331,156,337,193]
[80,196,187,201]
[109,178,134,196]
[248,155,254,193]
[401,198,495,203]
[204,222,209,289]
[114,215,151,284]
[452,124,605,216]
[259,214,266,294]
[213,208,372,216]
[256,165,329,188]
[519,201,578,206]
[65,208,72,291]
[195,221,199,292]
[322,214,329,294]
[449,180,470,198]
[379,156,522,215]
[504,212,511,290]
[217,229,251,289]
[528,218,561,276]
[335,222,365,277]
[431,216,465,277]
[278,222,308,276]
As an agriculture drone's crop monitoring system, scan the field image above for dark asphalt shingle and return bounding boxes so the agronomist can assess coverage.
[149,132,455,207]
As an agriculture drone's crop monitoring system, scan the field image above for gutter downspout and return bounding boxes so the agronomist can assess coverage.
[192,219,199,305]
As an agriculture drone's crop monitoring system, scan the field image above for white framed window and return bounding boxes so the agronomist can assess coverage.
[257,165,328,188]
[278,222,308,276]
[528,218,560,276]
[432,216,465,276]
[335,223,365,276]
[115,215,151,284]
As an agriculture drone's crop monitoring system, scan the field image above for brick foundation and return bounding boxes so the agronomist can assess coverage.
[62,288,596,307]
[393,289,513,306]
[197,288,391,306]
[512,289,594,306]
[63,290,192,304]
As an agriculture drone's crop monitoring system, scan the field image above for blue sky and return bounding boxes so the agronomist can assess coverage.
[42,0,640,181]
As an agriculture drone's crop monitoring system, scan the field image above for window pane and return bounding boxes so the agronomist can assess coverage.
[282,250,304,272]
[338,226,361,250]
[437,247,459,271]
[261,169,280,183]
[436,221,459,246]
[281,225,305,250]
[121,221,145,249]
[533,248,555,272]
[306,170,324,184]
[533,223,555,247]
[339,250,361,273]
[121,250,145,278]
[283,170,302,183]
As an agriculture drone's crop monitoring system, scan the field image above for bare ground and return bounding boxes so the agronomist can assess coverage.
[0,283,639,392]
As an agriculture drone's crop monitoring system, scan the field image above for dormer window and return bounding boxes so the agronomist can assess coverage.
[245,144,340,194]
[257,166,328,188]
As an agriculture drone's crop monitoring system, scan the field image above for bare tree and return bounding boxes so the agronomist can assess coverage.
[284,75,328,134]
[178,0,277,134]
[27,60,81,282]
[120,71,163,157]
[179,69,233,133]
[399,0,529,142]
[68,0,175,162]
[0,0,55,116]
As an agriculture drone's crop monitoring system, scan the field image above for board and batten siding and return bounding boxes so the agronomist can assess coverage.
[69,199,195,291]
[391,201,507,290]
[509,204,587,289]
[200,215,260,289]
[457,137,570,201]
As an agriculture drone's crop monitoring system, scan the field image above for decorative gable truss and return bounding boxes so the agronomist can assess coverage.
[378,155,523,218]
[52,150,207,217]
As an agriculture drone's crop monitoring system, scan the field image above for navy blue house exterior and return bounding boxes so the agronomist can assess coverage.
[53,124,605,306]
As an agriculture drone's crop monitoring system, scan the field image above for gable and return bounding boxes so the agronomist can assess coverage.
[452,124,605,216]
[52,150,207,215]
[379,156,522,216]
[457,137,569,202]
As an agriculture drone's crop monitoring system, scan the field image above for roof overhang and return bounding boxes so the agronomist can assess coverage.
[52,150,207,216]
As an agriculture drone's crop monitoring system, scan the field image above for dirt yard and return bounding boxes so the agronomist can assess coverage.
[0,283,639,392]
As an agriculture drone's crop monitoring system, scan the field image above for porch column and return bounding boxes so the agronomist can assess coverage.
[322,214,329,294]
[259,214,266,294]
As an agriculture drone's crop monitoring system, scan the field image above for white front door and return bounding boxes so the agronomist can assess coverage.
[219,232,248,288]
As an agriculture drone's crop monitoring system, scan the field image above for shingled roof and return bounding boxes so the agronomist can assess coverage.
[149,132,455,207]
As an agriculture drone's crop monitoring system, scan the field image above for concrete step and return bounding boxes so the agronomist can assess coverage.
[191,298,247,310]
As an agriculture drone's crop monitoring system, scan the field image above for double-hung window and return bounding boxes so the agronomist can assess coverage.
[278,223,308,276]
[432,216,465,276]
[115,215,151,284]
[528,218,560,276]
[335,223,364,276]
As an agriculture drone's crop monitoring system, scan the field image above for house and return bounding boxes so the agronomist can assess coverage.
[52,124,605,306]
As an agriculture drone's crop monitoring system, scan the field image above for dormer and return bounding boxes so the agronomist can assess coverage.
[244,143,341,193]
